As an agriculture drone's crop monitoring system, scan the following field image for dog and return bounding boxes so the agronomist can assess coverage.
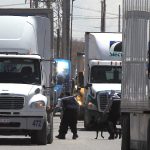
[95,121,107,139]
[92,115,122,139]
[90,115,108,139]
[95,122,122,139]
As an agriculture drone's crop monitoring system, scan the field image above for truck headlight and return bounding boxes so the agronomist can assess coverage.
[77,100,82,106]
[31,101,46,109]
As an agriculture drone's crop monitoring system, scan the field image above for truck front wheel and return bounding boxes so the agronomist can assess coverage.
[47,113,53,144]
[31,131,37,144]
[37,121,47,145]
[121,114,130,150]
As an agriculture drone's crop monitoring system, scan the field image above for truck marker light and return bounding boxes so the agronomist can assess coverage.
[35,88,40,94]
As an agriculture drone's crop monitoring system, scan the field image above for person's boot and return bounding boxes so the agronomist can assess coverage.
[55,134,66,139]
[72,134,78,139]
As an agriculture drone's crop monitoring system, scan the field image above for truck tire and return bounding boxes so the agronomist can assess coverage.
[37,121,47,145]
[84,112,91,130]
[31,132,37,144]
[47,113,53,144]
[121,114,130,150]
[147,119,150,150]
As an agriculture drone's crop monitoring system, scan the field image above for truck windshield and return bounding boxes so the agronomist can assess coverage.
[90,66,121,83]
[0,58,41,84]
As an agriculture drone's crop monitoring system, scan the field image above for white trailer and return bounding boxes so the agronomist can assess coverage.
[0,8,54,145]
[121,0,150,150]
[84,32,122,129]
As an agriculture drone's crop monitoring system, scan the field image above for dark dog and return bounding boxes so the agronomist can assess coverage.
[95,122,122,139]
[95,121,107,139]
[92,115,122,139]
[90,115,108,139]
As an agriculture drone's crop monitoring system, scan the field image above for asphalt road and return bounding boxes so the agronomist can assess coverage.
[0,116,121,150]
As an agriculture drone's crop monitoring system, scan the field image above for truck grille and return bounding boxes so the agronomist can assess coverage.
[98,93,109,111]
[0,96,24,109]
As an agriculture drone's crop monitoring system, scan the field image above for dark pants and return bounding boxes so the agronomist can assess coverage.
[58,109,78,136]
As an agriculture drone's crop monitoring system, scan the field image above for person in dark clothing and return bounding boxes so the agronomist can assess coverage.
[55,92,79,140]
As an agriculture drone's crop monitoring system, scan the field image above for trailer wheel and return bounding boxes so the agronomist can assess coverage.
[37,121,47,145]
[121,114,130,150]
[47,113,53,144]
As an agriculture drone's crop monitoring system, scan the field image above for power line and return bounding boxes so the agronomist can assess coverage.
[0,3,29,7]
[73,24,104,29]
[73,16,119,20]
[74,5,120,16]
[56,15,120,20]
[73,5,100,13]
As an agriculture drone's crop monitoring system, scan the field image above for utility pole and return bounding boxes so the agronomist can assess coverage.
[118,5,121,32]
[56,0,62,58]
[70,0,74,61]
[101,0,106,32]
[29,0,38,8]
[62,0,70,59]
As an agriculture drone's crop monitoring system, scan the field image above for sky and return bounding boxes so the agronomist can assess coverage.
[73,0,122,40]
[0,0,122,41]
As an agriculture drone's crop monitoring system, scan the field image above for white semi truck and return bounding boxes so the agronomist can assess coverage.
[84,32,122,129]
[0,9,54,145]
[121,0,150,150]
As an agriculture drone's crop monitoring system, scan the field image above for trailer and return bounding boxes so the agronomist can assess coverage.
[121,0,150,149]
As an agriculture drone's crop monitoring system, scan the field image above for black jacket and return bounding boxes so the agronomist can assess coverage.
[61,96,79,111]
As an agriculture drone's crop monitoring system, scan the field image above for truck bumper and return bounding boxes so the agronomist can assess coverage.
[0,116,45,130]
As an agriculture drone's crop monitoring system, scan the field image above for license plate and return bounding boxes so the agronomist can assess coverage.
[0,118,10,123]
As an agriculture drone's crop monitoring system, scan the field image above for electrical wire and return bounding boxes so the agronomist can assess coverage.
[0,3,29,7]
[73,5,120,16]
[73,16,119,20]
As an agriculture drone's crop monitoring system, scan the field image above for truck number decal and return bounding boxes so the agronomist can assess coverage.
[32,120,42,127]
